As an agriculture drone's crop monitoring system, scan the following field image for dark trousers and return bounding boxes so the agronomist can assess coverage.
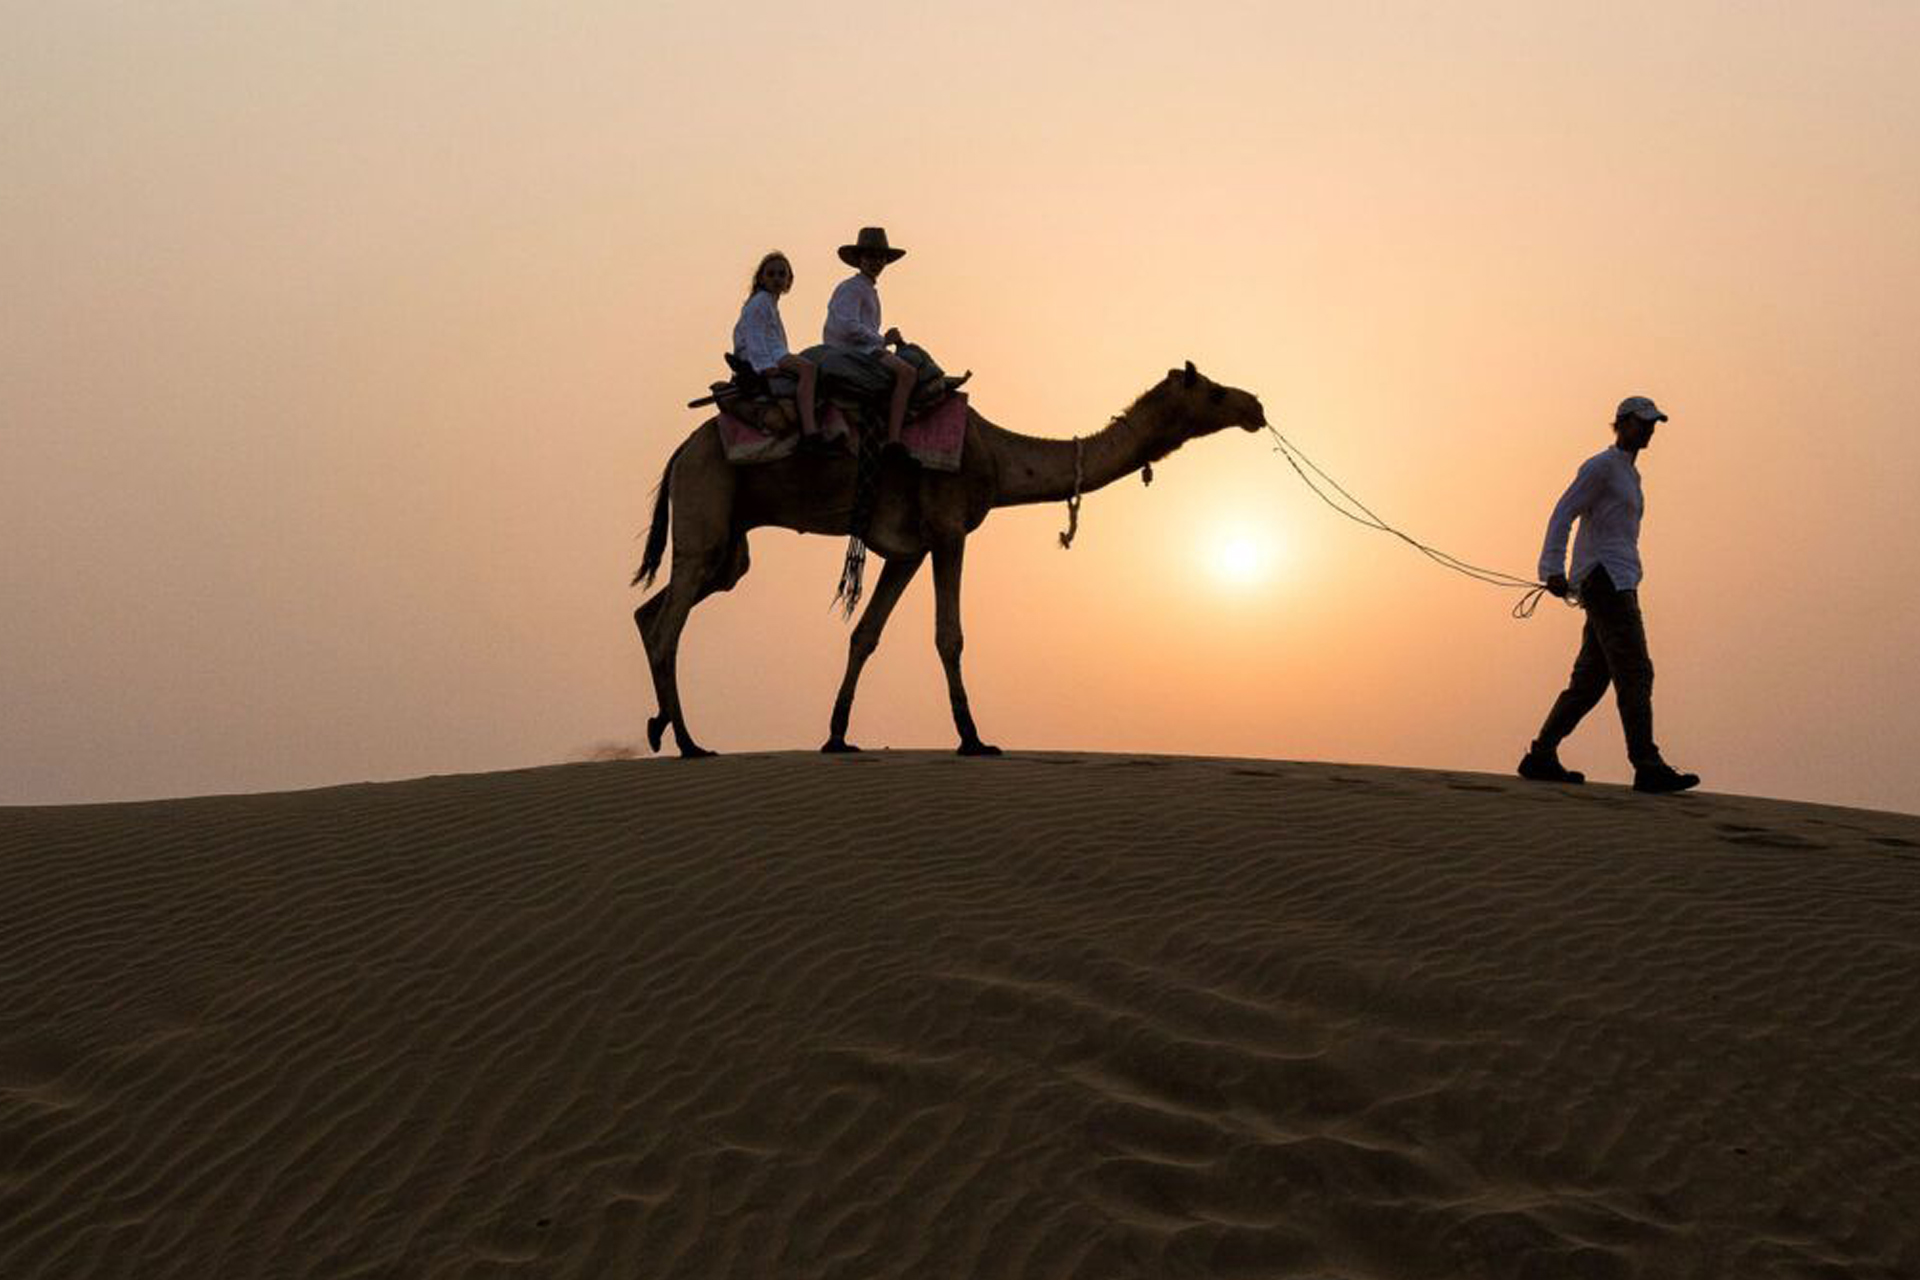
[1534,568,1662,767]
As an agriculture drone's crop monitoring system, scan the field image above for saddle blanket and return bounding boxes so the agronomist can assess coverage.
[717,393,968,472]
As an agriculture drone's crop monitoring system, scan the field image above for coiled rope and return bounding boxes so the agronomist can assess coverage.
[1263,424,1569,619]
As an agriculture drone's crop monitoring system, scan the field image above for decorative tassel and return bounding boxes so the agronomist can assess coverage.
[833,537,868,617]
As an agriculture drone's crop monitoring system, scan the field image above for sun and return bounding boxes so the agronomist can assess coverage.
[1210,533,1268,586]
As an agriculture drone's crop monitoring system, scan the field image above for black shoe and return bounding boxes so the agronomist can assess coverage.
[1517,750,1585,784]
[1633,763,1700,794]
[797,433,838,456]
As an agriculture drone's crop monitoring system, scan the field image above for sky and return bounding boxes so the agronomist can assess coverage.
[4,1,1918,813]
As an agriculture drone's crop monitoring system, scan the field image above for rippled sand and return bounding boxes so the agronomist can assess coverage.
[3,752,1917,1278]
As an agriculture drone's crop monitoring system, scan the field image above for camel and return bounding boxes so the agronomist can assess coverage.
[631,361,1267,757]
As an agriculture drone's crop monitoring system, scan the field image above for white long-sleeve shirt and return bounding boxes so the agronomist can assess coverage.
[822,273,884,352]
[731,290,789,374]
[1539,446,1646,590]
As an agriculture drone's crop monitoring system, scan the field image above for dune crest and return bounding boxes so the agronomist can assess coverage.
[3,753,1917,1278]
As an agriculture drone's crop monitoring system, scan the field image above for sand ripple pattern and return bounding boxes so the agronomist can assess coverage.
[2,754,1918,1278]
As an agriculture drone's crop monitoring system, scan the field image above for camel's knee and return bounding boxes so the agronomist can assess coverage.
[848,628,881,662]
[634,596,674,653]
[710,540,751,593]
[669,551,722,595]
[935,628,964,664]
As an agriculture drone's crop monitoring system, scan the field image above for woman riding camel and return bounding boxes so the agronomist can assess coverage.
[732,251,823,444]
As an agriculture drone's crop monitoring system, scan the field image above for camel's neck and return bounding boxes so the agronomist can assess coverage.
[988,412,1176,509]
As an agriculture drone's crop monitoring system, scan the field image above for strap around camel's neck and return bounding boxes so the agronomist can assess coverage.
[1057,436,1085,549]
[1055,416,1155,550]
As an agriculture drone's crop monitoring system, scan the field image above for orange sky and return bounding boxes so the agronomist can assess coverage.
[5,3,1918,811]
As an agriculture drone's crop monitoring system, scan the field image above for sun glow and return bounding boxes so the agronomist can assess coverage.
[1210,533,1271,586]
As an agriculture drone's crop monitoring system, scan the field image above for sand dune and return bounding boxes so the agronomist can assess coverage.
[2,753,1917,1279]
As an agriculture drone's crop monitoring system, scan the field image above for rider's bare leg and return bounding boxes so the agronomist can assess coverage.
[781,353,821,439]
[880,350,913,446]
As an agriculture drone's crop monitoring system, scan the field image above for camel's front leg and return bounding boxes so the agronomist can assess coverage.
[823,552,925,753]
[931,536,1000,756]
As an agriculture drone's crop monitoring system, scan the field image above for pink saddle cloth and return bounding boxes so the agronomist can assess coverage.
[717,393,968,472]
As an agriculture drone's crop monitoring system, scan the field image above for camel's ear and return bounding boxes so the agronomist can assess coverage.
[1182,361,1198,388]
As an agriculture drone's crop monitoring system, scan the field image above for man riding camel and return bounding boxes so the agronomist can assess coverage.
[809,226,920,449]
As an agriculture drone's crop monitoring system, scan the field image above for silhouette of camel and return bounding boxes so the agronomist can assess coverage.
[632,362,1266,757]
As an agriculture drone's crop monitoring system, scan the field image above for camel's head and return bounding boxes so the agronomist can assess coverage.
[1138,362,1267,445]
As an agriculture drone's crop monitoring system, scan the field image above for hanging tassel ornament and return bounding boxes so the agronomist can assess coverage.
[833,537,868,616]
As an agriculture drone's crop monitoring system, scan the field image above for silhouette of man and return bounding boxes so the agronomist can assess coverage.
[1518,396,1700,794]
[819,226,917,447]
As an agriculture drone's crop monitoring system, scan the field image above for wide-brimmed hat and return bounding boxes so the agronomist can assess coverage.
[1615,395,1668,423]
[838,226,906,267]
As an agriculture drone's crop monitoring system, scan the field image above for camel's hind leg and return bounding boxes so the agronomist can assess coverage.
[821,551,926,753]
[631,591,675,750]
[633,534,749,758]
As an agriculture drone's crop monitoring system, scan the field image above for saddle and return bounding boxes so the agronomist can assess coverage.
[687,353,799,436]
[688,351,973,440]
[711,383,971,473]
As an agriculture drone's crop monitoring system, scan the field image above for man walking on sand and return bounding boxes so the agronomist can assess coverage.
[1517,395,1701,794]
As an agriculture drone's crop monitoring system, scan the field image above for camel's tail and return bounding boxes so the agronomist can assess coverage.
[632,443,682,589]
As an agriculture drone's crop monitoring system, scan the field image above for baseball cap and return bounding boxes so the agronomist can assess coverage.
[1616,395,1668,423]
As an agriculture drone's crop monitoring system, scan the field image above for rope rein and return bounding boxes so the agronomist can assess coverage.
[1048,414,1559,620]
[1264,424,1569,619]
